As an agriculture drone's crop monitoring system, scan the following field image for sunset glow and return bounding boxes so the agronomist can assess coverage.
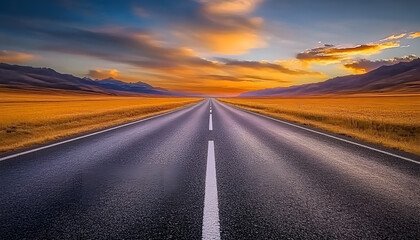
[0,0,419,95]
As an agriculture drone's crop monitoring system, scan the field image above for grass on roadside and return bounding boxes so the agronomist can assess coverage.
[0,89,200,153]
[219,96,420,155]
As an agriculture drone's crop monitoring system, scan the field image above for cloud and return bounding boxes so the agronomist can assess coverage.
[35,26,215,69]
[407,32,420,39]
[343,55,418,73]
[201,0,263,14]
[201,74,292,83]
[0,17,212,69]
[377,32,420,40]
[202,74,258,82]
[217,58,322,75]
[184,58,326,91]
[185,29,265,55]
[171,0,266,54]
[296,42,400,65]
[380,33,406,41]
[0,50,34,63]
[87,69,119,79]
[241,75,291,82]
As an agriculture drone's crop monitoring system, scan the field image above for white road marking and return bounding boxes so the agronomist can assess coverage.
[202,140,221,240]
[222,101,420,165]
[209,114,213,131]
[210,109,212,113]
[0,101,202,162]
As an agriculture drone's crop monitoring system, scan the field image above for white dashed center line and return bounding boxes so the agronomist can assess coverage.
[202,140,221,240]
[209,114,213,131]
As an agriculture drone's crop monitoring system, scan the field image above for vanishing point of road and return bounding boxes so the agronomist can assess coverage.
[1,99,419,239]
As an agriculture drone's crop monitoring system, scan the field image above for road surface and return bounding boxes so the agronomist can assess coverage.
[1,99,419,239]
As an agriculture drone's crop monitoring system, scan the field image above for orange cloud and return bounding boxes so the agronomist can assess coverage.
[87,69,120,79]
[150,57,326,94]
[296,42,400,65]
[190,30,265,55]
[200,74,267,82]
[173,0,266,55]
[201,0,263,14]
[408,32,420,39]
[380,33,406,41]
[0,50,34,63]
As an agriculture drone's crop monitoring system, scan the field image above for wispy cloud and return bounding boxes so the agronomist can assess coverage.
[407,32,420,39]
[36,26,215,69]
[296,42,400,65]
[201,74,259,82]
[0,50,34,63]
[217,58,322,75]
[87,69,119,79]
[171,0,266,54]
[380,33,406,41]
[201,0,263,14]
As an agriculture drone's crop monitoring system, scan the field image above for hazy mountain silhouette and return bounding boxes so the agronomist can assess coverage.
[240,59,420,97]
[0,63,182,95]
[94,77,170,95]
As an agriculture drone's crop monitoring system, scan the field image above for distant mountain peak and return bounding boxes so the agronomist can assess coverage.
[96,77,156,89]
[0,63,181,96]
[96,77,122,83]
[240,59,420,97]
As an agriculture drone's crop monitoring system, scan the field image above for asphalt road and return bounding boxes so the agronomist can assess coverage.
[1,99,419,239]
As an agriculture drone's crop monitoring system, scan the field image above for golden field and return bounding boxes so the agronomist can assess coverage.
[219,96,420,155]
[0,89,200,153]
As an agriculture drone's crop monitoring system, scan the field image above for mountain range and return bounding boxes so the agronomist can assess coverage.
[0,63,187,96]
[240,59,420,97]
[1,59,420,97]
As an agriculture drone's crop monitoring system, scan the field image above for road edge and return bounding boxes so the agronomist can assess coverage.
[216,99,420,165]
[0,99,205,162]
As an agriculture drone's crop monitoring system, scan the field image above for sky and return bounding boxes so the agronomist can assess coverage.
[0,0,419,96]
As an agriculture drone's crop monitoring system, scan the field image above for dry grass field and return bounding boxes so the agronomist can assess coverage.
[0,89,200,153]
[219,96,420,155]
